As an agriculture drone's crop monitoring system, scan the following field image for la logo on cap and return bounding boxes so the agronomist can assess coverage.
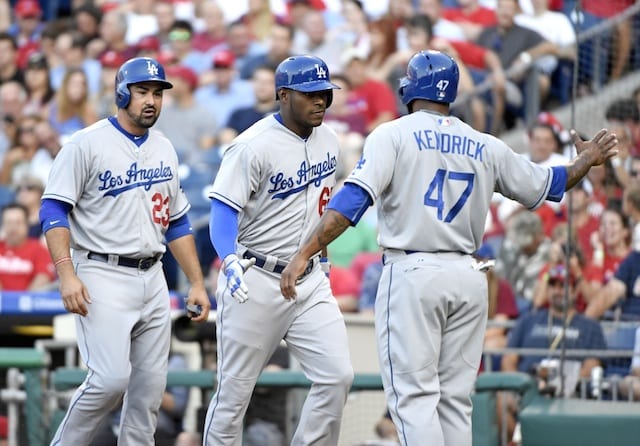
[147,61,158,76]
[315,64,326,79]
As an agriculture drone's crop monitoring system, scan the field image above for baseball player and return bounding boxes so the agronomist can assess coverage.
[204,55,353,445]
[281,50,618,446]
[40,57,211,445]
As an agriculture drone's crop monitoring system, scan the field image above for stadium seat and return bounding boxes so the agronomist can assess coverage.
[604,325,638,377]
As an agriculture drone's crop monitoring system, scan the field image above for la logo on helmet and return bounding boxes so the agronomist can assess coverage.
[314,64,327,79]
[147,61,159,76]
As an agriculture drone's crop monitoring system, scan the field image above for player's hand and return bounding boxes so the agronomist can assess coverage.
[222,254,255,303]
[59,274,92,317]
[185,283,211,322]
[571,128,618,166]
[280,253,310,300]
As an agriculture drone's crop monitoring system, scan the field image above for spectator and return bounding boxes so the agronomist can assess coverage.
[329,0,371,57]
[586,185,640,320]
[219,65,278,144]
[0,81,28,158]
[155,65,217,163]
[608,120,635,188]
[14,175,44,239]
[475,0,559,128]
[22,51,54,118]
[7,0,43,49]
[0,33,24,86]
[166,19,209,75]
[495,210,551,312]
[0,202,54,290]
[122,0,159,46]
[0,114,53,186]
[442,0,497,41]
[95,50,126,119]
[98,9,138,62]
[341,47,398,134]
[567,181,601,262]
[47,67,98,143]
[500,264,607,440]
[358,258,383,315]
[418,0,467,41]
[605,98,640,158]
[630,156,640,187]
[72,2,103,44]
[292,9,346,74]
[514,0,576,104]
[150,0,175,53]
[50,31,102,97]
[194,49,254,129]
[240,20,295,80]
[222,20,267,76]
[240,0,281,45]
[191,1,226,53]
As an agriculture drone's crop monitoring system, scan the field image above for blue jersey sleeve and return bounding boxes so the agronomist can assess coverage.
[547,166,567,202]
[327,183,373,225]
[165,214,193,243]
[209,199,239,260]
[39,198,73,233]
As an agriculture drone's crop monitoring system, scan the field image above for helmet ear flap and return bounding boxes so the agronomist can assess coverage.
[115,82,130,109]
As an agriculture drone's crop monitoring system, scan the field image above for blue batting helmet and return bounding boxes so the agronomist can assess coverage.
[398,50,459,106]
[274,55,340,107]
[115,57,173,109]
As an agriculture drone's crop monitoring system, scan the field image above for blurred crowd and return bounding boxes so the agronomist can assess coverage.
[1,0,640,443]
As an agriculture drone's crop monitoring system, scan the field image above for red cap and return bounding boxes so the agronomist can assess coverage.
[99,50,126,69]
[212,50,235,69]
[137,35,160,52]
[14,0,42,18]
[166,65,198,91]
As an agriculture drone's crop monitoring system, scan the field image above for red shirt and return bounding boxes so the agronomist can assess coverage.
[350,79,398,128]
[442,6,497,26]
[449,40,488,70]
[0,239,54,290]
[584,251,628,285]
[581,0,633,17]
[574,215,601,262]
[329,266,361,298]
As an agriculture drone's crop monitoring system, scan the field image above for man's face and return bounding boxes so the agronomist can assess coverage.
[529,126,558,163]
[252,69,275,103]
[547,276,575,312]
[124,81,165,130]
[496,0,518,28]
[0,40,16,66]
[1,208,28,247]
[280,88,331,132]
[269,25,292,59]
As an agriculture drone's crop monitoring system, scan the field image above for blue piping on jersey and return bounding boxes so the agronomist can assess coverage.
[385,264,409,445]
[273,112,310,142]
[528,167,553,210]
[108,116,149,147]
[203,282,226,446]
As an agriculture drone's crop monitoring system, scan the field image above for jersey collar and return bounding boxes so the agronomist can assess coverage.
[108,116,149,147]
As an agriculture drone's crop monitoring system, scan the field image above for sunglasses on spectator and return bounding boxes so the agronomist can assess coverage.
[17,184,40,192]
[169,29,191,42]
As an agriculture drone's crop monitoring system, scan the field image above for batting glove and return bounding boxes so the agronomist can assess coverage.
[223,254,256,303]
[320,257,331,278]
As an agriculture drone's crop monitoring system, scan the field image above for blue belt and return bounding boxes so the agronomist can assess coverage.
[242,249,316,277]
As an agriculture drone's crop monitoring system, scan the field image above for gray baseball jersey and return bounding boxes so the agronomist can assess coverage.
[42,119,190,256]
[204,114,353,445]
[210,114,338,259]
[46,118,189,445]
[346,111,552,253]
[346,110,555,446]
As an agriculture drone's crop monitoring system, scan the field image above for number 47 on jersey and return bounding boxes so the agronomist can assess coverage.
[424,169,474,223]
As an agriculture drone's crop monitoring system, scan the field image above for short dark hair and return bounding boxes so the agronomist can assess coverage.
[1,202,29,221]
[0,32,18,51]
[605,98,640,123]
[405,14,434,39]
